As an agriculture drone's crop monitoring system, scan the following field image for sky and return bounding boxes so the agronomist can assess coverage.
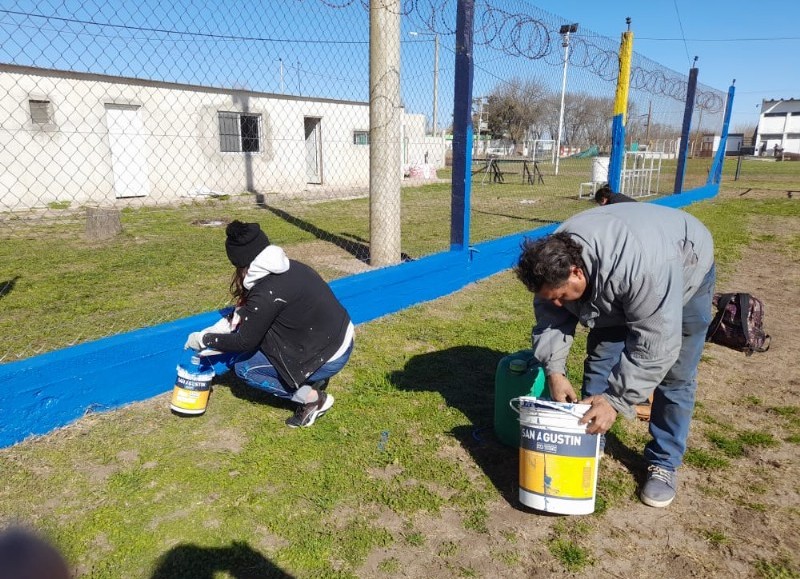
[532,0,800,130]
[2,0,797,134]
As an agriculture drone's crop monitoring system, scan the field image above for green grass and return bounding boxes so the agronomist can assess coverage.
[7,157,798,362]
[0,160,799,576]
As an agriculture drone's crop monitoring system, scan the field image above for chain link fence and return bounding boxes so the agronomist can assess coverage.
[0,0,728,362]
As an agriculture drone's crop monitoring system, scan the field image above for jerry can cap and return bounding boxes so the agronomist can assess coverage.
[509,359,527,373]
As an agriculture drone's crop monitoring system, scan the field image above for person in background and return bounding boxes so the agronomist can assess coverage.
[593,184,636,206]
[514,202,715,508]
[185,221,354,428]
[0,527,70,579]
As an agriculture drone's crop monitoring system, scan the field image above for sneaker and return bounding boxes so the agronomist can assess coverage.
[310,378,329,392]
[640,465,677,508]
[285,391,334,428]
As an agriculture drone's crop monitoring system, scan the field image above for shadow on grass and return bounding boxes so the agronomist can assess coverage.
[259,203,413,264]
[0,275,20,300]
[388,345,527,508]
[150,541,293,578]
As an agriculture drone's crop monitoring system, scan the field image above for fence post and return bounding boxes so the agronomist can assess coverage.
[450,0,475,252]
[674,60,698,194]
[708,81,736,185]
[369,0,402,266]
[608,18,633,194]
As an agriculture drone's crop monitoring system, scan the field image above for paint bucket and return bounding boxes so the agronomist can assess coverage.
[494,350,547,447]
[170,355,214,415]
[510,397,600,515]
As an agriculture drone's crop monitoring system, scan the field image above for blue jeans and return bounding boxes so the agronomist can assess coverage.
[582,264,716,470]
[232,340,353,404]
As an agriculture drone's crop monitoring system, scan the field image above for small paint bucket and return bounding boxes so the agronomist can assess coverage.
[510,397,600,515]
[170,356,214,415]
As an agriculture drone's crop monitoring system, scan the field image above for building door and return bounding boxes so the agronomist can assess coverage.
[304,117,323,184]
[105,104,151,198]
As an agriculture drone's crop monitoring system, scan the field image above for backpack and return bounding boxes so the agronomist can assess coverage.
[706,292,770,355]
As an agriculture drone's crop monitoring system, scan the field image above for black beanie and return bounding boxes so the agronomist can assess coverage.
[225,220,270,267]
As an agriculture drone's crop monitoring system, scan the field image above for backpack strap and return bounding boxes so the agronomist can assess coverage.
[737,293,754,354]
[706,293,736,342]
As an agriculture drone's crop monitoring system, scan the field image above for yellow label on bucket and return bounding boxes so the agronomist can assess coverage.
[171,386,210,412]
[519,425,598,500]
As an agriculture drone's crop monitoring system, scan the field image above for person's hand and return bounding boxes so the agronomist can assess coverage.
[547,373,578,403]
[203,316,233,335]
[578,395,618,434]
[184,331,206,351]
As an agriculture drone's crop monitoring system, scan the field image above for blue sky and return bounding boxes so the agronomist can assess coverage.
[534,0,800,128]
[2,0,794,133]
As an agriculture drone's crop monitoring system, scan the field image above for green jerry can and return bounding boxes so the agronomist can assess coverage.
[494,350,547,447]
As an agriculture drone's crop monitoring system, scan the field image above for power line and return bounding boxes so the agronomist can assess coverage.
[638,36,800,42]
[671,0,692,67]
[0,9,368,45]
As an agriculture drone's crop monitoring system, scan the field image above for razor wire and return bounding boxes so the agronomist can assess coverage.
[0,0,728,363]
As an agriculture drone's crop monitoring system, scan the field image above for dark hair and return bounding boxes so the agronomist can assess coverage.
[514,232,585,292]
[594,184,613,204]
[229,266,249,306]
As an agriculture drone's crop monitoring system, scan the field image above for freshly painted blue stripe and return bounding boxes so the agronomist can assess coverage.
[608,114,625,192]
[449,0,475,251]
[674,67,699,194]
[708,84,736,185]
[0,185,719,448]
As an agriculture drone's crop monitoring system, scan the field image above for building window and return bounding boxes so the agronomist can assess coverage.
[218,112,261,153]
[29,99,52,125]
[763,112,787,117]
[353,130,369,145]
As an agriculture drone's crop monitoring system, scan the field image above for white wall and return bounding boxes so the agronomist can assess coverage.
[0,66,432,210]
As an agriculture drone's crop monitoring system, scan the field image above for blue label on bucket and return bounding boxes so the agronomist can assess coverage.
[520,426,597,458]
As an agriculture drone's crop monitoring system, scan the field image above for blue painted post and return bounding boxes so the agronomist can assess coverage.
[449,0,475,251]
[708,82,736,185]
[674,65,698,194]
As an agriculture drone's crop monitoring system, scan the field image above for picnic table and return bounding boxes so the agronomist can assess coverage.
[473,157,545,185]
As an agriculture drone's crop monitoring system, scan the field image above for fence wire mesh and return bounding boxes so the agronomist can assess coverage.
[0,0,728,362]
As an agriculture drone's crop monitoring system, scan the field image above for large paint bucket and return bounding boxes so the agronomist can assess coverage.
[170,355,214,415]
[511,397,600,515]
[494,350,547,447]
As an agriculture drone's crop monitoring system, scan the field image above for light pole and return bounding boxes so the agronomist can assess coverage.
[474,96,486,156]
[409,31,439,137]
[276,58,284,93]
[555,22,578,176]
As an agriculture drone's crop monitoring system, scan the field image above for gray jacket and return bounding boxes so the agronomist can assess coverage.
[530,203,714,417]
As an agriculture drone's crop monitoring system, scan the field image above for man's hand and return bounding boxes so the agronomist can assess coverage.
[579,395,618,434]
[547,373,578,403]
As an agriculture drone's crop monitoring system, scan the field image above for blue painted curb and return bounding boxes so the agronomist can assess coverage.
[0,189,714,448]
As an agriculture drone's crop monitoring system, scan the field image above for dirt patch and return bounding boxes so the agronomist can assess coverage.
[355,197,800,578]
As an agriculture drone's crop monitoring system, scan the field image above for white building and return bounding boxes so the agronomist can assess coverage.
[754,98,800,157]
[0,64,444,212]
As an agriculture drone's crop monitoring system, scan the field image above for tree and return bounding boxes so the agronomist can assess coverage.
[484,78,549,149]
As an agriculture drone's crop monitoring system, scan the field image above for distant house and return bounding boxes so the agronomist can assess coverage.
[0,64,444,212]
[697,132,744,157]
[754,98,800,158]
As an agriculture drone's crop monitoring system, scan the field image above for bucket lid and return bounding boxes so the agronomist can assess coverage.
[513,396,591,419]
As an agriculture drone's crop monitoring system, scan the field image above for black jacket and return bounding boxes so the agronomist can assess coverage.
[204,260,351,388]
[606,192,637,204]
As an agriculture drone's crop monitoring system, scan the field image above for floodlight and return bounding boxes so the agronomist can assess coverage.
[559,23,579,35]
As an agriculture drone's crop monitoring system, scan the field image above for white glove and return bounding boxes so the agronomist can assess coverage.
[203,316,233,335]
[184,331,206,351]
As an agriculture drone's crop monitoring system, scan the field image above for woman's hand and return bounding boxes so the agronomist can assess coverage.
[547,373,578,403]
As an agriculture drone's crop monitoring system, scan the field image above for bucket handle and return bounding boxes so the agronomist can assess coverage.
[509,397,588,420]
